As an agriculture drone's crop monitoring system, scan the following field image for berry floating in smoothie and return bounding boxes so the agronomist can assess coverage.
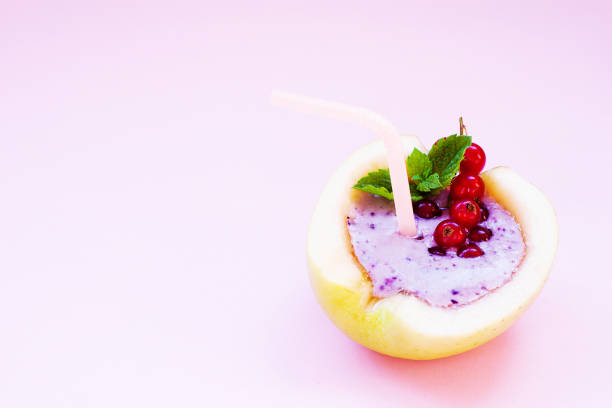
[272,91,558,360]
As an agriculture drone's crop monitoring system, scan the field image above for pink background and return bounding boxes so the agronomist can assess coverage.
[1,1,611,406]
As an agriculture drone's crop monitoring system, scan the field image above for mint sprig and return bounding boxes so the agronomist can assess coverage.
[352,135,472,201]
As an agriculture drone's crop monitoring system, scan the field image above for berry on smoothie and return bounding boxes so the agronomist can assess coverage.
[414,199,442,219]
[468,225,493,242]
[450,199,482,228]
[434,220,467,248]
[457,243,485,258]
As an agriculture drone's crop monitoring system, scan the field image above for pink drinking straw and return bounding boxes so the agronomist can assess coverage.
[270,90,418,237]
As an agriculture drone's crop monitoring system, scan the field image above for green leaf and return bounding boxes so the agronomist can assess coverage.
[353,169,394,200]
[428,134,472,187]
[353,169,424,201]
[354,184,394,200]
[416,173,443,192]
[406,148,431,179]
[409,182,424,201]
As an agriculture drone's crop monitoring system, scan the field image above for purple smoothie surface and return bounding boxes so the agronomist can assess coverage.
[347,193,525,307]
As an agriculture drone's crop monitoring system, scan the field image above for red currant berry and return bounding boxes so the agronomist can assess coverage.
[428,246,447,256]
[457,243,485,258]
[450,173,485,201]
[413,199,442,219]
[468,226,493,242]
[480,204,489,221]
[450,199,482,228]
[460,143,486,174]
[434,220,467,248]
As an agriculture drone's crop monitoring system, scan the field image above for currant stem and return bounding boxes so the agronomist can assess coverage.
[459,117,468,136]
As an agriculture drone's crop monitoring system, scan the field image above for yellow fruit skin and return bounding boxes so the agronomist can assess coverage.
[308,252,529,360]
[307,136,558,360]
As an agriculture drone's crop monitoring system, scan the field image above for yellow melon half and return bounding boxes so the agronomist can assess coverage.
[307,135,558,360]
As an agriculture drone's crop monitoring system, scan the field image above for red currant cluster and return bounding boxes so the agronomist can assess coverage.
[414,143,492,258]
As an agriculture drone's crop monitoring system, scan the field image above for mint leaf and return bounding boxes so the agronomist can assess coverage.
[406,148,431,179]
[428,134,472,187]
[416,173,443,192]
[409,183,424,201]
[353,169,393,200]
[406,147,435,198]
[353,169,423,201]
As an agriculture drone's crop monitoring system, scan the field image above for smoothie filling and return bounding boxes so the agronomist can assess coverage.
[347,194,525,307]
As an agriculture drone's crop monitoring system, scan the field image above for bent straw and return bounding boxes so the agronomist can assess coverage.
[270,90,417,236]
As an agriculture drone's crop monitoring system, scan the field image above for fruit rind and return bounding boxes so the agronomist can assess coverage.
[307,136,558,360]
